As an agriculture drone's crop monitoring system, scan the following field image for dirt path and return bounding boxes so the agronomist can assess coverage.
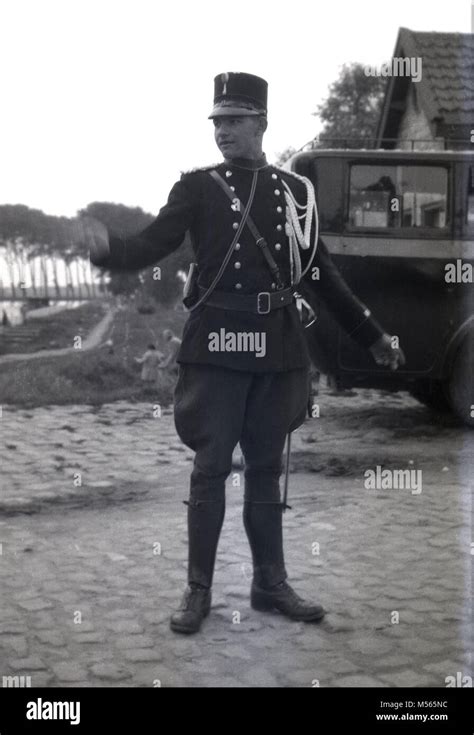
[0,308,116,365]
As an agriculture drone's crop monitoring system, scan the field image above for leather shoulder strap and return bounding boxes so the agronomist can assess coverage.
[209,170,285,289]
[209,169,237,199]
[186,170,258,311]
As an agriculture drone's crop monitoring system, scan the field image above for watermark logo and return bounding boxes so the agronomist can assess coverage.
[444,259,473,284]
[364,57,422,83]
[445,671,472,687]
[208,329,266,358]
[3,675,31,687]
[364,465,422,495]
[26,698,80,725]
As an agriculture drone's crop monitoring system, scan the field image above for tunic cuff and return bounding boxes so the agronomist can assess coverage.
[347,311,386,349]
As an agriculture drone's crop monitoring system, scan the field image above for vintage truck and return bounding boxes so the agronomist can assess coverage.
[287,147,474,426]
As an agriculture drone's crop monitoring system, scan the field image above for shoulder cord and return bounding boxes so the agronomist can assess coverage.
[277,170,320,285]
[186,170,259,311]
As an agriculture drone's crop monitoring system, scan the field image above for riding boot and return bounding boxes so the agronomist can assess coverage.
[170,497,225,634]
[243,499,287,588]
[187,497,225,588]
[243,497,325,623]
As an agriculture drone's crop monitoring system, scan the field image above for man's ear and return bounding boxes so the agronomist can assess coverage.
[259,116,268,133]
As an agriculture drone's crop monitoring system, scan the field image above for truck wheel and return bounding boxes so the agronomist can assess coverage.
[409,380,451,412]
[448,334,474,428]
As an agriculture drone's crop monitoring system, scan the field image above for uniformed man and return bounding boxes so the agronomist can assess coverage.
[87,72,404,635]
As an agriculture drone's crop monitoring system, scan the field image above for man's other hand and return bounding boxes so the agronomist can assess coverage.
[74,216,110,265]
[369,334,406,371]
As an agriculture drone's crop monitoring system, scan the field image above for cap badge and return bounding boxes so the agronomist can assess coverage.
[221,72,229,95]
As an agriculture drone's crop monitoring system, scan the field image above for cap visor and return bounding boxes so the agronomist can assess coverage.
[208,106,261,119]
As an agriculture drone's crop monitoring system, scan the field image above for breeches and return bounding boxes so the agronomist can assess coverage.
[174,363,309,503]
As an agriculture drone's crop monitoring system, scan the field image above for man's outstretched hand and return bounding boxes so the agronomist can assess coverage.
[369,334,406,371]
[74,216,110,265]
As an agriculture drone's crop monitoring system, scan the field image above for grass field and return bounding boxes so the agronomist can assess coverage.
[0,303,188,407]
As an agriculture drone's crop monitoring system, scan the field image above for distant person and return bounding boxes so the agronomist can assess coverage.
[104,338,114,355]
[134,344,164,382]
[159,329,181,372]
[2,309,11,327]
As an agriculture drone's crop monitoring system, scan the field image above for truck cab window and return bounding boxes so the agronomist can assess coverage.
[348,164,448,230]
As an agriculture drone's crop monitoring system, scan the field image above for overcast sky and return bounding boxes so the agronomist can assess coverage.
[1,0,470,217]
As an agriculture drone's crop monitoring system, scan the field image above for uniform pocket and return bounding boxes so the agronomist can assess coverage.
[173,364,187,409]
[173,364,198,450]
[287,368,311,433]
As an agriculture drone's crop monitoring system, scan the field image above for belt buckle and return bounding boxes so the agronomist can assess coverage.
[257,291,271,314]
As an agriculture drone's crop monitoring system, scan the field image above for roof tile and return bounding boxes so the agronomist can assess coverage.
[403,29,474,122]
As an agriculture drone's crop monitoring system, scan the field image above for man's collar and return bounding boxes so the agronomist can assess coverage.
[223,153,268,170]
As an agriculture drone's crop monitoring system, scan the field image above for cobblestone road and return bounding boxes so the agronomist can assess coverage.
[0,391,472,687]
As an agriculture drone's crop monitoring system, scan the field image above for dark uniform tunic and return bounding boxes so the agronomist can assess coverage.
[96,155,384,372]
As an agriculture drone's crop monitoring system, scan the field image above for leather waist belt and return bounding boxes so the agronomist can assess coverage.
[198,286,294,314]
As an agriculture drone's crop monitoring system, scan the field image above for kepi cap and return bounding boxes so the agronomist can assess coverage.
[208,72,268,118]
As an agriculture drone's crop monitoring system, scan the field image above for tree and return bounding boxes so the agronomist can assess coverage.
[314,62,387,148]
[0,204,97,299]
[0,204,44,298]
[274,146,297,167]
[78,202,154,238]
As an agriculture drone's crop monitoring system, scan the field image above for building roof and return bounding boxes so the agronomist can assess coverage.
[377,27,474,143]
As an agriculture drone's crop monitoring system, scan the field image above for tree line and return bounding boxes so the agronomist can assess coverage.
[0,201,192,304]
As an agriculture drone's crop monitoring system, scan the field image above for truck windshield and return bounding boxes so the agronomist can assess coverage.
[348,164,448,229]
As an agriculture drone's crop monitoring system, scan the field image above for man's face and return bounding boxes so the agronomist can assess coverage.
[213,115,263,159]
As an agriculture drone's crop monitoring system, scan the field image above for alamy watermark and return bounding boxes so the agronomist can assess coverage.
[445,671,472,687]
[444,259,473,284]
[364,465,422,495]
[3,675,31,687]
[364,57,422,83]
[26,698,80,726]
[208,329,266,358]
